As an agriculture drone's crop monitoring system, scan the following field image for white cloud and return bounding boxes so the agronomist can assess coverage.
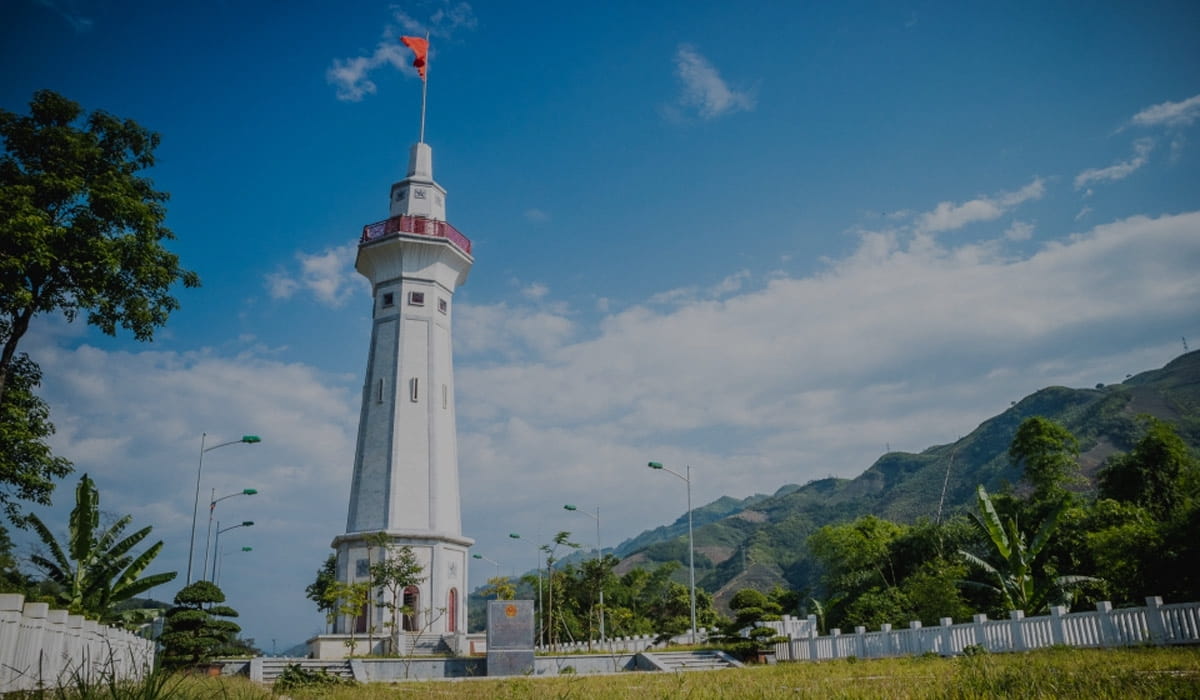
[327,4,477,101]
[33,0,92,32]
[1074,206,1092,221]
[454,210,1199,584]
[1131,94,1200,128]
[1074,139,1154,190]
[266,244,363,308]
[25,208,1200,648]
[1004,220,1034,241]
[521,282,550,302]
[524,208,550,222]
[454,301,575,358]
[24,340,359,646]
[327,41,411,102]
[672,45,755,120]
[915,177,1045,233]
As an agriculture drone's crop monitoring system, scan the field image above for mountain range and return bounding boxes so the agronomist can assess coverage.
[601,350,1200,611]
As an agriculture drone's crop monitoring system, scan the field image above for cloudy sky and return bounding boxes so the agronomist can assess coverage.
[3,1,1199,648]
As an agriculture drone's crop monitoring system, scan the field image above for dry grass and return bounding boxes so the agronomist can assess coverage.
[275,646,1200,699]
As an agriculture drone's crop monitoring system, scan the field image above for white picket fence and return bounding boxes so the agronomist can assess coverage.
[774,596,1200,662]
[536,628,717,655]
[0,593,156,693]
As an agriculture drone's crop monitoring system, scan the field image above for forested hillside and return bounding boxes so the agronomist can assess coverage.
[616,351,1200,610]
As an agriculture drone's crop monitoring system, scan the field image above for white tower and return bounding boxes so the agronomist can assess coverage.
[330,141,473,646]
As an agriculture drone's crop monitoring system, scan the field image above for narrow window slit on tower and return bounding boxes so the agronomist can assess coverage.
[409,291,425,306]
[438,298,447,314]
[442,384,448,409]
[376,378,385,403]
[382,292,394,307]
[410,377,419,402]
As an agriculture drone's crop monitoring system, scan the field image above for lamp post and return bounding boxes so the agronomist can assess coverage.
[187,433,261,584]
[648,461,696,645]
[211,521,254,582]
[203,488,258,584]
[508,532,542,645]
[215,546,253,587]
[472,553,501,579]
[564,504,606,644]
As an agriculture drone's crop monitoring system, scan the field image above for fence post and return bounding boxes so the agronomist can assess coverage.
[1144,596,1167,645]
[972,613,988,650]
[939,617,954,655]
[1009,610,1026,652]
[1050,605,1067,645]
[907,621,921,655]
[879,623,892,658]
[0,594,25,692]
[1095,601,1115,647]
[830,629,841,659]
[854,626,866,658]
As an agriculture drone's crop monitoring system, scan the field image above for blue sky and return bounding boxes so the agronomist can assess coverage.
[4,0,1199,648]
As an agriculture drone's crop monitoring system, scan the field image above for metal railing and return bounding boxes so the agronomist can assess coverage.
[360,215,472,256]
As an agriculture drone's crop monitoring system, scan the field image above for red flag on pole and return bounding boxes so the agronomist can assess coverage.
[401,36,429,80]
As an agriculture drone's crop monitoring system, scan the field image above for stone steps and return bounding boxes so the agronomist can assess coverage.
[254,658,355,684]
[640,650,744,672]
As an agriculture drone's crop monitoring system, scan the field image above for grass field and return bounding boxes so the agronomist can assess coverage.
[11,646,1200,699]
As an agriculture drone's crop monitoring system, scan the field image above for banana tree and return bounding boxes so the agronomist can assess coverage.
[28,474,176,623]
[958,485,1096,614]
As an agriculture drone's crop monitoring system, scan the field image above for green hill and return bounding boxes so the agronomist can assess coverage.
[612,350,1200,610]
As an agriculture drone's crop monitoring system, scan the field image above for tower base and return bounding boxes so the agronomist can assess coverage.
[330,530,473,642]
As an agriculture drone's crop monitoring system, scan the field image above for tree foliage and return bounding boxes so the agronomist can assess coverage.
[1009,416,1082,508]
[0,354,71,522]
[1099,416,1199,520]
[0,90,200,398]
[371,543,425,642]
[26,473,175,622]
[306,554,338,629]
[959,485,1096,614]
[159,581,241,668]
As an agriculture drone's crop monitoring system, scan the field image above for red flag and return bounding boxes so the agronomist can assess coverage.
[401,36,429,80]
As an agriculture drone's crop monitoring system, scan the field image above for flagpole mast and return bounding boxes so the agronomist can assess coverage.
[419,32,429,144]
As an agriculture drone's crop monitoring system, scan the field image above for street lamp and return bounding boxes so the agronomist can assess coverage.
[211,521,254,582]
[564,504,606,644]
[203,487,258,583]
[648,461,696,645]
[187,433,261,584]
[472,553,502,579]
[215,546,253,587]
[509,532,543,645]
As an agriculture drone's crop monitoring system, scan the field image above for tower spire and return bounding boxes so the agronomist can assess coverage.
[419,32,429,144]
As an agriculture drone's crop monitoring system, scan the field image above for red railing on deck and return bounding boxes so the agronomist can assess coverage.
[360,215,472,256]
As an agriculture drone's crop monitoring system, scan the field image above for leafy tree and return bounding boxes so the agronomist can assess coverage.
[370,543,425,648]
[959,485,1096,614]
[159,581,241,668]
[0,354,71,523]
[1099,417,1199,521]
[481,576,516,600]
[1008,417,1082,509]
[718,588,786,658]
[900,558,973,625]
[540,531,579,648]
[324,580,370,655]
[306,554,338,631]
[0,89,200,399]
[0,522,32,593]
[27,473,176,621]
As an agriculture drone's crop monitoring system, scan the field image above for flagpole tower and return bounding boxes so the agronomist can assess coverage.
[322,36,474,654]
